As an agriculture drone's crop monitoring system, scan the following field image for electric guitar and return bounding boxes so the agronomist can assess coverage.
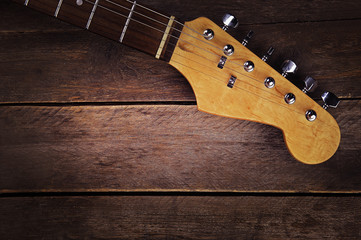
[13,0,341,164]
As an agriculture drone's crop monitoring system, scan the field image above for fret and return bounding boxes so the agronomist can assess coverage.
[18,0,183,62]
[26,0,62,16]
[86,0,99,29]
[54,0,64,17]
[86,0,132,41]
[119,0,136,43]
[57,0,94,29]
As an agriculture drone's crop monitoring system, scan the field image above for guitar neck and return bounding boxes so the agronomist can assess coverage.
[14,0,183,61]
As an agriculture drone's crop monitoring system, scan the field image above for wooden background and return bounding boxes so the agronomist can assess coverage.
[1,0,360,238]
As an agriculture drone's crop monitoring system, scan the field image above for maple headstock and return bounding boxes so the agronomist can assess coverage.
[169,17,340,164]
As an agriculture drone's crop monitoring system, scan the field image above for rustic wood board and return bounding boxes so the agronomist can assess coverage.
[0,101,360,193]
[1,0,361,239]
[1,1,360,103]
[0,196,360,239]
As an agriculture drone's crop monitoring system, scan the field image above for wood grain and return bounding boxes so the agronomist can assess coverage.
[1,1,360,103]
[0,196,360,239]
[8,0,361,27]
[0,101,359,193]
[1,1,361,238]
[170,17,341,164]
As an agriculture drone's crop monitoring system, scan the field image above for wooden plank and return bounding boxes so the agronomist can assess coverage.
[0,9,360,102]
[0,30,192,103]
[0,100,359,193]
[0,196,360,239]
[0,21,361,102]
[5,0,361,30]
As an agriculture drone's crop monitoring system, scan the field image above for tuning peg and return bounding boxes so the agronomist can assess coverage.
[302,76,318,93]
[262,47,275,62]
[321,92,340,109]
[242,30,254,46]
[222,13,239,31]
[281,60,298,78]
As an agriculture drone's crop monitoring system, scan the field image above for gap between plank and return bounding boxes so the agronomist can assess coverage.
[0,98,360,107]
[0,101,198,107]
[1,189,361,198]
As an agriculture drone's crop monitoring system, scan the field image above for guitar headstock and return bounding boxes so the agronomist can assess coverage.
[169,16,340,164]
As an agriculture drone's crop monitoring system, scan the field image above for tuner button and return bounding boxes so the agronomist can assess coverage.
[321,91,340,109]
[305,110,317,122]
[244,61,255,72]
[242,30,254,46]
[302,76,318,93]
[223,44,234,56]
[203,29,214,40]
[281,60,298,78]
[262,47,275,62]
[222,13,239,31]
[284,93,296,104]
[264,77,275,88]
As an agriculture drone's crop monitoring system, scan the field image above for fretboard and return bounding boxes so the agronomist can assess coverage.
[14,0,183,61]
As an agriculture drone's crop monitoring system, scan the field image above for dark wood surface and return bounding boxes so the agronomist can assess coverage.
[1,196,360,239]
[1,0,361,239]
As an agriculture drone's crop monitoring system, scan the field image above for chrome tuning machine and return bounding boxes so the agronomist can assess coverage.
[242,30,254,46]
[302,76,318,93]
[262,47,275,62]
[321,92,340,110]
[222,13,239,31]
[281,60,298,78]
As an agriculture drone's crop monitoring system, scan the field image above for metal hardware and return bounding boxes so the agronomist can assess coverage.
[321,92,340,109]
[86,0,99,29]
[119,1,136,43]
[227,75,237,88]
[305,110,317,122]
[284,93,296,104]
[264,77,275,88]
[242,30,254,46]
[244,61,254,72]
[54,0,64,17]
[222,13,239,31]
[302,76,318,93]
[262,47,275,62]
[218,56,227,69]
[203,29,214,40]
[223,45,234,56]
[76,0,83,6]
[281,60,298,77]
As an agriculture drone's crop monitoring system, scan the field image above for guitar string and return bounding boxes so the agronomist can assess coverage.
[83,0,291,103]
[147,46,321,128]
[85,2,299,92]
[79,0,312,117]
[161,46,307,116]
[163,42,284,100]
[123,0,217,43]
[84,0,272,87]
[92,0,308,104]
[96,0,250,70]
